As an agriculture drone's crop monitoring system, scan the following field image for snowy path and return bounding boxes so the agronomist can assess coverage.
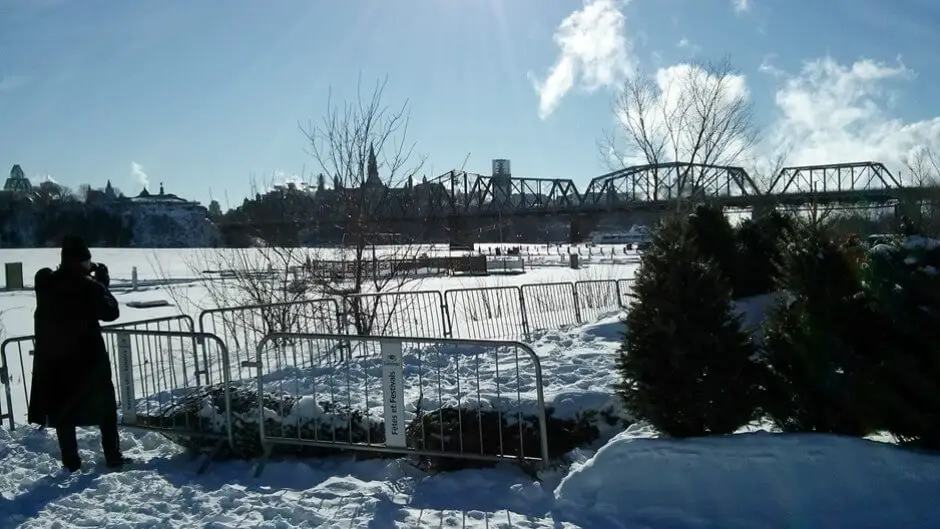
[4,420,940,528]
[0,426,575,529]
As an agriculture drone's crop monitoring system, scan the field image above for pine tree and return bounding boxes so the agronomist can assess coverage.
[864,234,940,448]
[687,203,740,292]
[760,223,880,436]
[736,210,795,298]
[616,217,760,437]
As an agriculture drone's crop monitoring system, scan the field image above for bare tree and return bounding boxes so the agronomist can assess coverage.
[297,75,429,335]
[900,147,940,233]
[600,57,759,204]
[902,147,940,187]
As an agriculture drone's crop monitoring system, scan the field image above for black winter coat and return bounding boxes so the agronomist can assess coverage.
[28,265,121,428]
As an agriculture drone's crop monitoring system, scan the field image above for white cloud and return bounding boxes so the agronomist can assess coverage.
[0,74,29,92]
[530,0,634,119]
[732,0,750,13]
[131,161,150,190]
[677,37,702,55]
[540,0,940,188]
[758,55,785,78]
[766,56,940,181]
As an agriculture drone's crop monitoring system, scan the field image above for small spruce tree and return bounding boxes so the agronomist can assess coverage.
[863,234,940,448]
[616,216,761,437]
[736,211,795,298]
[687,203,741,293]
[760,223,880,436]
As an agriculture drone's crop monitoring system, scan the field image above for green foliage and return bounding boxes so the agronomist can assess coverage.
[736,211,795,298]
[760,223,883,436]
[862,235,940,449]
[617,216,761,437]
[687,203,740,289]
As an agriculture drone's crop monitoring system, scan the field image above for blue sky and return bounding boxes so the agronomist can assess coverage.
[1,0,939,208]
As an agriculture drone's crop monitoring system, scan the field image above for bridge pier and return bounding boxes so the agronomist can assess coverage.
[569,216,598,244]
[447,217,476,247]
[751,204,774,220]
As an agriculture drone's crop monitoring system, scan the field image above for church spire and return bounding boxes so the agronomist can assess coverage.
[367,143,379,184]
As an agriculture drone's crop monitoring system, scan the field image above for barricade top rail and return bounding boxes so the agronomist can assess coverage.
[199,297,338,315]
[443,285,521,294]
[343,289,444,298]
[255,332,541,356]
[103,314,194,328]
[100,329,227,342]
[0,335,34,348]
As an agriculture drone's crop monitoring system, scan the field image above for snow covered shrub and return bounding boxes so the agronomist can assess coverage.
[407,405,622,472]
[736,211,795,298]
[616,217,761,437]
[138,384,384,459]
[760,224,883,436]
[862,235,940,449]
[139,383,628,468]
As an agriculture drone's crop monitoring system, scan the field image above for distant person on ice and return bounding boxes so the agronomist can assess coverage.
[28,235,133,472]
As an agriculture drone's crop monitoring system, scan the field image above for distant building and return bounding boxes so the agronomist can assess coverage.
[3,164,32,195]
[128,182,206,212]
[85,179,207,215]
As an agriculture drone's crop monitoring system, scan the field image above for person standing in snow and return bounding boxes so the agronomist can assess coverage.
[28,235,132,472]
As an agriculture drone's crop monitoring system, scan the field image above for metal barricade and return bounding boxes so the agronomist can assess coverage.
[0,337,21,430]
[198,298,340,385]
[575,279,623,322]
[444,286,528,340]
[0,314,195,431]
[617,278,635,307]
[247,332,549,476]
[520,282,579,333]
[100,329,234,471]
[340,290,448,338]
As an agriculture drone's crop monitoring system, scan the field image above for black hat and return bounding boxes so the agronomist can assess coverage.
[61,235,92,263]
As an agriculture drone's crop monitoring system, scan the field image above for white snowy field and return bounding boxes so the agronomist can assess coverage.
[0,243,639,288]
[1,319,938,527]
[2,248,940,527]
[0,248,636,430]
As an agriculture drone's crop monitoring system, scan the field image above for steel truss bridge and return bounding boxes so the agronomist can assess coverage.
[221,160,940,233]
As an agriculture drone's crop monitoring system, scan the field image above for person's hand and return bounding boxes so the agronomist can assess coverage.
[93,263,110,288]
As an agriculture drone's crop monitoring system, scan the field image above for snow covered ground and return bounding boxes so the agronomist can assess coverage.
[2,248,940,528]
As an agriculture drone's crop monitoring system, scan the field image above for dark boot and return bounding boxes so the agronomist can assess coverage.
[55,425,82,472]
[99,418,131,469]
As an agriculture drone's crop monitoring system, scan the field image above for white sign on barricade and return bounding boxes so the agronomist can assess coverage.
[116,332,137,425]
[380,339,406,447]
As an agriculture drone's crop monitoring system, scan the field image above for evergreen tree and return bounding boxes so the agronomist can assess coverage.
[863,234,940,448]
[760,223,881,436]
[687,203,740,292]
[736,210,795,298]
[616,217,761,437]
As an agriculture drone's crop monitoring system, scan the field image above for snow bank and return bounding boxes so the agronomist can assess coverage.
[4,415,938,527]
[554,426,940,528]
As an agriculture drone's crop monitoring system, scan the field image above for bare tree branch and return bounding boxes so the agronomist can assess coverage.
[297,74,430,335]
[601,57,759,207]
[902,147,940,186]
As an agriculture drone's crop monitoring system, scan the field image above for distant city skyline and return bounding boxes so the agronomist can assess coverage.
[1,0,938,207]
